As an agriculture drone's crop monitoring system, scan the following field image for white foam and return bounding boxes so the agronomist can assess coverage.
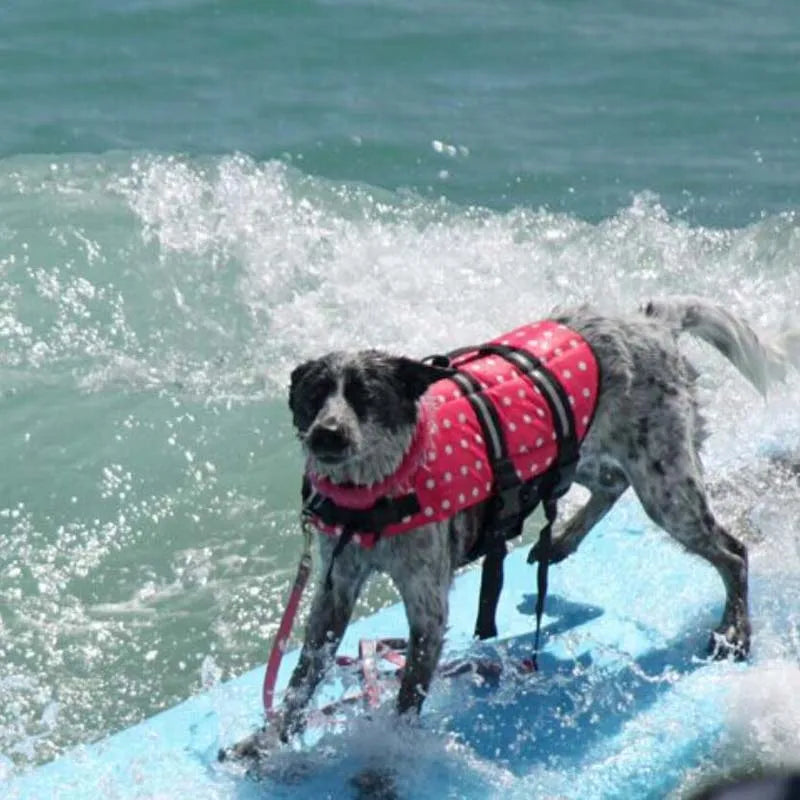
[119,156,800,405]
[255,708,513,798]
[724,661,800,771]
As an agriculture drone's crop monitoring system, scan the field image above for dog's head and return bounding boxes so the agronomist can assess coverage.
[289,351,448,485]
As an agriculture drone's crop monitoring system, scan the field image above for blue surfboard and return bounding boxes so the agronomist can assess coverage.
[5,499,775,799]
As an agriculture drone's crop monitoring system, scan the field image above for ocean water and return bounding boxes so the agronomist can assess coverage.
[1,0,799,790]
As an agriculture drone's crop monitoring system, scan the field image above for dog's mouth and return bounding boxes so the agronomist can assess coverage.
[305,424,354,466]
[312,450,350,465]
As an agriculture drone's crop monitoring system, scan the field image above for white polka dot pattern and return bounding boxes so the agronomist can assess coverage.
[310,320,598,546]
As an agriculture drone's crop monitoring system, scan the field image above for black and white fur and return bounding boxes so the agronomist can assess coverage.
[234,297,792,757]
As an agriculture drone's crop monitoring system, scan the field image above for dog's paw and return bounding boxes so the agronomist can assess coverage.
[218,726,281,763]
[350,767,400,800]
[707,625,750,662]
[275,706,308,744]
[526,537,572,565]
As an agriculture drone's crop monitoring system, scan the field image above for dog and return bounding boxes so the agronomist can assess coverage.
[232,297,792,758]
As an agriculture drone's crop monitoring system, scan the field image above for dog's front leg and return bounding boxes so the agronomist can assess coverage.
[397,607,446,714]
[223,540,369,762]
[279,536,372,740]
[389,544,450,715]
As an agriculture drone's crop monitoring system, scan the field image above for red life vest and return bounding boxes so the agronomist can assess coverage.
[306,320,599,548]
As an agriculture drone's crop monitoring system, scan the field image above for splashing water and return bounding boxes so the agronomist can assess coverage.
[1,152,800,790]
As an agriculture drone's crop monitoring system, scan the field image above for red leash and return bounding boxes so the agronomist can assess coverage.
[262,518,314,717]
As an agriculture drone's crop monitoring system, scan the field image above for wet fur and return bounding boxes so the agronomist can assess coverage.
[233,297,789,758]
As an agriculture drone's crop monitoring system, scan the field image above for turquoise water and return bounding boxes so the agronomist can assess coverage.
[2,0,798,224]
[1,0,799,786]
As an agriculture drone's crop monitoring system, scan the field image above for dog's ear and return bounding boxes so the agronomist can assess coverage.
[288,360,315,412]
[393,357,451,400]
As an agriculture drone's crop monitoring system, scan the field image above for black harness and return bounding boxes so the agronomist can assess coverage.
[303,341,584,668]
[432,343,580,666]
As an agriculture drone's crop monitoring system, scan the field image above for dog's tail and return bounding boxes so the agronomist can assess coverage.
[642,296,799,397]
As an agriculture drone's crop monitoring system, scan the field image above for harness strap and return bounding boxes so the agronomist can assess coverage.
[439,354,524,641]
[474,526,514,640]
[530,492,557,670]
[301,476,421,587]
[447,370,514,484]
[302,478,421,534]
[474,343,580,466]
[324,526,357,590]
[435,342,579,651]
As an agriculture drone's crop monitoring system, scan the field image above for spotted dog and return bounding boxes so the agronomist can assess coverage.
[234,297,791,757]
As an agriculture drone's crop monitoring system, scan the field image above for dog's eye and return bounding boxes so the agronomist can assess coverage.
[309,380,335,409]
[294,377,335,429]
[344,373,370,419]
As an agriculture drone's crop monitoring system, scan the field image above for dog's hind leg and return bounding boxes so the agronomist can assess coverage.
[624,454,750,659]
[529,458,629,564]
[529,482,629,564]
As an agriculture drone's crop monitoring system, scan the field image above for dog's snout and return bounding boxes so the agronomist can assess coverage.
[308,420,350,458]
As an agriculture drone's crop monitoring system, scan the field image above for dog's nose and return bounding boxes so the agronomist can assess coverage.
[308,422,349,459]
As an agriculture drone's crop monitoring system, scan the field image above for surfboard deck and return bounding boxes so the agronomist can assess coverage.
[5,501,758,799]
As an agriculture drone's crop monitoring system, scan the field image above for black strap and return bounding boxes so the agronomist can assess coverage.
[305,490,421,534]
[429,341,581,506]
[430,341,579,654]
[474,479,560,651]
[301,477,421,590]
[472,343,580,467]
[447,370,519,492]
[325,526,356,590]
[529,493,557,670]
[474,525,515,640]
